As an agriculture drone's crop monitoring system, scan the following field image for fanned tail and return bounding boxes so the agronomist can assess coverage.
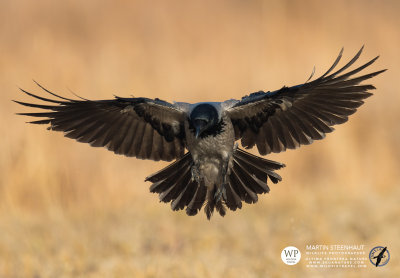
[145,148,285,219]
[145,153,207,216]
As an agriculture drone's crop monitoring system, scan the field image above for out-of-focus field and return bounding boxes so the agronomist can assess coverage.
[0,0,399,277]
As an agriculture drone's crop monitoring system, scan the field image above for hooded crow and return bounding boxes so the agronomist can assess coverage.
[15,47,385,219]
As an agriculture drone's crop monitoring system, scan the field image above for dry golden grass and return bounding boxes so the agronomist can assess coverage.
[1,0,399,277]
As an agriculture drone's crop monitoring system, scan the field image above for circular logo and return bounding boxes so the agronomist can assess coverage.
[369,246,390,267]
[281,246,301,265]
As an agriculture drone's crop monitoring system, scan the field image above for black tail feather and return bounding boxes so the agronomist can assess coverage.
[146,153,192,183]
[171,180,197,211]
[215,200,226,217]
[146,153,207,216]
[186,182,207,216]
[223,148,285,211]
[231,164,259,203]
[158,168,191,203]
[229,169,254,203]
[235,148,285,170]
[224,182,242,211]
[204,188,215,219]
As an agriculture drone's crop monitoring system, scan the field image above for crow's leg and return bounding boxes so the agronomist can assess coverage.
[190,162,201,183]
[214,148,236,202]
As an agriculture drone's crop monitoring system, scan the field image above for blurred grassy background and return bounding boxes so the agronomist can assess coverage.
[1,0,399,277]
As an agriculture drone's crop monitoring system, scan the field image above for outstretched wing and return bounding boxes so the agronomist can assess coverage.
[226,47,386,155]
[15,83,188,161]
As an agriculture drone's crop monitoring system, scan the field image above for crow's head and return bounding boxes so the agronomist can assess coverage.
[189,103,219,138]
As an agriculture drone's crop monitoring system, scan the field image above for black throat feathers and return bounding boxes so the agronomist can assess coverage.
[189,119,226,138]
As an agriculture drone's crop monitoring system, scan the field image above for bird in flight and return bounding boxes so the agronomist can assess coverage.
[15,47,385,219]
[373,247,387,267]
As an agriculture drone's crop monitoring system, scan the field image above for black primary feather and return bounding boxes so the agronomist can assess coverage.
[227,47,386,154]
[15,83,187,161]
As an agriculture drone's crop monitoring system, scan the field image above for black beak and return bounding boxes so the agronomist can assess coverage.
[195,126,201,138]
[193,119,207,138]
